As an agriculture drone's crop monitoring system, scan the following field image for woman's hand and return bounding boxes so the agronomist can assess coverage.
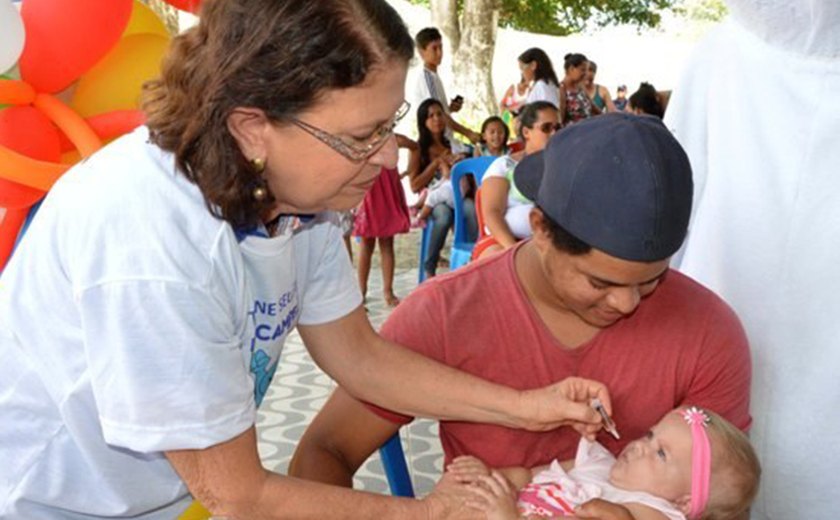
[517,377,612,436]
[423,470,485,520]
[574,499,635,520]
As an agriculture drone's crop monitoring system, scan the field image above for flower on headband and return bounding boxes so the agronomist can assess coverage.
[683,407,710,427]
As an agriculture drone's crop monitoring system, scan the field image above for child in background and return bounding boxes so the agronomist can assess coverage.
[474,116,511,158]
[447,407,760,520]
[352,134,416,306]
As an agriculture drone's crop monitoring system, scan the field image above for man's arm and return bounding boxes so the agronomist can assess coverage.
[446,113,481,144]
[288,386,402,486]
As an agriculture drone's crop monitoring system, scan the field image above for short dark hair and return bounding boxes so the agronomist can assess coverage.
[518,101,558,141]
[415,27,442,50]
[629,82,664,118]
[537,207,592,255]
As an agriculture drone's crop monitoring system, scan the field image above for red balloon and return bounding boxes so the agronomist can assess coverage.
[18,0,133,93]
[0,106,62,208]
[162,0,201,13]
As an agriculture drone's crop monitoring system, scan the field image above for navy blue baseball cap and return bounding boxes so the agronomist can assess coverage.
[514,113,693,262]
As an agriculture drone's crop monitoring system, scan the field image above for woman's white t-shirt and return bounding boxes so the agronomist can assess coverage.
[526,79,560,108]
[482,155,533,239]
[0,127,361,518]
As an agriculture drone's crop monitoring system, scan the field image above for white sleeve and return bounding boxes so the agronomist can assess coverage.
[79,262,255,453]
[297,214,363,325]
[482,156,514,180]
[425,182,453,208]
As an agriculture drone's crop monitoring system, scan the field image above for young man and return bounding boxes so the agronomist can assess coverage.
[288,114,751,500]
[412,27,480,144]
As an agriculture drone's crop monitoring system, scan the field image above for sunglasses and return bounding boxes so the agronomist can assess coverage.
[538,122,562,134]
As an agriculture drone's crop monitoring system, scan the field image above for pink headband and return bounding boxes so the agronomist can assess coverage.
[681,407,711,519]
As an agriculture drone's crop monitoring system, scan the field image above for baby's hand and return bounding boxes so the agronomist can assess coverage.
[447,455,491,484]
[463,471,520,520]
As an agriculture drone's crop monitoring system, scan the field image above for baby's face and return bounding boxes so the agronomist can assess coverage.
[608,412,694,502]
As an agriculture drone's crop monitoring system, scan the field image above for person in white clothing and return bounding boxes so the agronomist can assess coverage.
[0,1,617,519]
[411,27,481,144]
[446,407,760,520]
[519,48,561,108]
[664,1,840,518]
[473,101,559,260]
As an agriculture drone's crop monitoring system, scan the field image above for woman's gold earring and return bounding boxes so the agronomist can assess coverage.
[251,158,268,201]
[251,157,266,173]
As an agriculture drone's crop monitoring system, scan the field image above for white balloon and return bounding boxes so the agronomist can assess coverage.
[0,1,26,75]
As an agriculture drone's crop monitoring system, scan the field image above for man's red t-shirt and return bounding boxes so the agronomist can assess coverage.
[369,244,751,468]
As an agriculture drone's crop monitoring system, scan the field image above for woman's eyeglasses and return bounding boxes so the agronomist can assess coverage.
[289,100,411,163]
[538,122,562,134]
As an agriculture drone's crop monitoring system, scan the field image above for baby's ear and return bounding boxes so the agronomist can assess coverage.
[674,494,692,516]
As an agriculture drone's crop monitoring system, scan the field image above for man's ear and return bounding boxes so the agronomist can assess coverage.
[227,107,271,161]
[529,207,551,253]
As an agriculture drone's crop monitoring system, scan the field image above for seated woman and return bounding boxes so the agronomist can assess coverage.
[473,101,558,260]
[406,98,477,277]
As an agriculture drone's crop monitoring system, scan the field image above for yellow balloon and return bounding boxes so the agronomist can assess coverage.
[123,0,170,38]
[71,34,169,118]
[178,501,212,520]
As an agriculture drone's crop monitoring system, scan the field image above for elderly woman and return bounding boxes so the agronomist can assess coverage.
[0,1,611,518]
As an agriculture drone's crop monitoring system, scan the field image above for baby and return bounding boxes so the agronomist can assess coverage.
[446,407,760,520]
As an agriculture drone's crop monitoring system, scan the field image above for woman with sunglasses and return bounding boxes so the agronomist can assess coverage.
[0,1,613,519]
[473,101,560,260]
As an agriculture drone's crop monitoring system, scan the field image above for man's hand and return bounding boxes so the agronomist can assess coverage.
[518,377,612,437]
[574,499,635,520]
[449,96,464,113]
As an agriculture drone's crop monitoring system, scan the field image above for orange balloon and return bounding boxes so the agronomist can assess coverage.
[0,106,60,208]
[33,93,101,158]
[0,79,36,106]
[0,145,68,191]
[86,110,146,141]
[0,208,28,272]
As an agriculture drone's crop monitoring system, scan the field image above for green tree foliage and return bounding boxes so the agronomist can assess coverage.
[408,0,676,37]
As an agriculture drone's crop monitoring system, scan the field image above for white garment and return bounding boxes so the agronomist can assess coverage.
[482,156,533,239]
[425,180,454,210]
[412,67,449,112]
[665,12,840,520]
[526,79,560,108]
[519,439,684,519]
[0,127,361,518]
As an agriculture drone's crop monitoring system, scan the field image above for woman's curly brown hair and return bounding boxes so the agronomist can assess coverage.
[142,0,413,229]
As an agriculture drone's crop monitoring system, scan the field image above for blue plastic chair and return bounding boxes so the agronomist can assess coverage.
[416,218,433,284]
[449,156,497,270]
[379,433,415,497]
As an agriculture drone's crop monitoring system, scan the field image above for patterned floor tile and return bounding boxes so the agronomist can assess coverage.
[257,240,448,497]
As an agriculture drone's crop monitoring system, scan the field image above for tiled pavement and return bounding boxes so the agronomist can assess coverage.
[255,228,446,496]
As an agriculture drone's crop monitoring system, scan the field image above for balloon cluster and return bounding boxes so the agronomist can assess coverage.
[0,0,200,270]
